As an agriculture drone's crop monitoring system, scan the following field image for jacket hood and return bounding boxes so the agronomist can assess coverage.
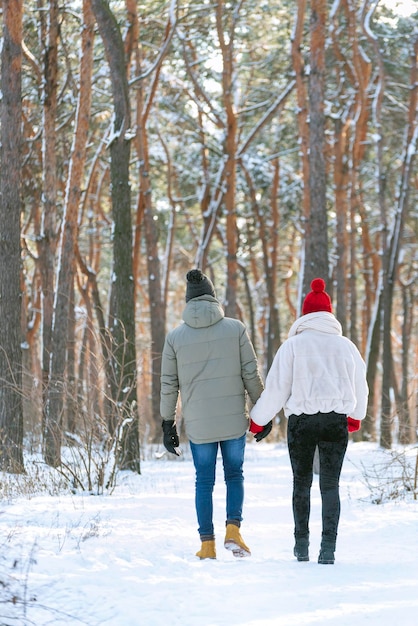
[288,311,342,338]
[182,295,225,329]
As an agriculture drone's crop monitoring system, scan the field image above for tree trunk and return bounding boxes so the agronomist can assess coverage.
[398,277,415,444]
[39,0,59,464]
[216,0,239,318]
[380,33,418,449]
[0,0,25,473]
[348,0,371,348]
[360,0,386,437]
[44,0,95,467]
[241,160,281,372]
[290,0,310,308]
[333,117,349,334]
[132,8,165,440]
[128,2,175,440]
[304,0,328,295]
[364,288,381,442]
[92,0,140,472]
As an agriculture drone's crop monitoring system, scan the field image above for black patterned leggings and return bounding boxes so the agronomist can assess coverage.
[287,412,348,543]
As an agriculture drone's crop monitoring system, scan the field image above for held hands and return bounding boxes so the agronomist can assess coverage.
[250,417,361,437]
[162,420,181,455]
[249,419,273,442]
[347,417,361,433]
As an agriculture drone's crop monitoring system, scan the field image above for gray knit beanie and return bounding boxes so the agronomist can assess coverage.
[185,269,216,302]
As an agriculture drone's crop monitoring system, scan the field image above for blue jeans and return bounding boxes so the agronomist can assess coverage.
[190,434,246,538]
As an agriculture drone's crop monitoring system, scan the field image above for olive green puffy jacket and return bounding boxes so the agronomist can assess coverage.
[160,295,264,444]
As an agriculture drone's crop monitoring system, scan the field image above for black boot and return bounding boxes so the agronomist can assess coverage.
[293,536,309,562]
[318,539,335,564]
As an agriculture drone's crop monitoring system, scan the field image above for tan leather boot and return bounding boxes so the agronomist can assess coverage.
[196,539,216,559]
[224,523,251,557]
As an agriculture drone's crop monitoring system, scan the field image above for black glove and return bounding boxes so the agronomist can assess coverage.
[253,420,273,442]
[162,420,180,455]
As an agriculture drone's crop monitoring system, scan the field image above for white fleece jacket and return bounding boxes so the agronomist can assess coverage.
[250,311,369,425]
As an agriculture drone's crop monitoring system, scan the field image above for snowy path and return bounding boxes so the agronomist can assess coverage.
[0,442,417,625]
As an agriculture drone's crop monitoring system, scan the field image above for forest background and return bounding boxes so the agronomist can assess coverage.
[0,0,416,486]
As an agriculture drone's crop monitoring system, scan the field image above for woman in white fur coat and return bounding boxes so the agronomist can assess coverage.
[249,278,369,565]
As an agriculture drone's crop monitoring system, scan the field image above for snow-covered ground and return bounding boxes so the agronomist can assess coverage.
[1,441,417,626]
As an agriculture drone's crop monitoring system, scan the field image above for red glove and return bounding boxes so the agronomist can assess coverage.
[249,419,264,434]
[347,417,361,433]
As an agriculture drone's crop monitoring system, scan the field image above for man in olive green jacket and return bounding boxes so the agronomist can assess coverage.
[160,269,268,560]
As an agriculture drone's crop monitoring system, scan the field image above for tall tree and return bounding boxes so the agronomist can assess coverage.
[127,0,176,440]
[380,32,418,449]
[92,0,140,472]
[241,159,281,371]
[291,0,310,310]
[39,0,60,461]
[303,0,328,295]
[44,0,95,467]
[216,0,240,317]
[362,0,387,441]
[0,0,25,472]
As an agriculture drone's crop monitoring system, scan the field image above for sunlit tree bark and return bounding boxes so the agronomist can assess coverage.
[291,0,310,306]
[216,0,239,317]
[44,0,95,467]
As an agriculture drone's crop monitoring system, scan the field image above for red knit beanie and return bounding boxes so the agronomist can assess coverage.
[302,278,332,315]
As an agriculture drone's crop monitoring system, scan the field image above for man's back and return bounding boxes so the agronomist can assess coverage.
[161,295,263,444]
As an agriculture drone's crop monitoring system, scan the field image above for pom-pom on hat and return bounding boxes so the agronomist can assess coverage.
[185,269,216,302]
[302,278,333,315]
